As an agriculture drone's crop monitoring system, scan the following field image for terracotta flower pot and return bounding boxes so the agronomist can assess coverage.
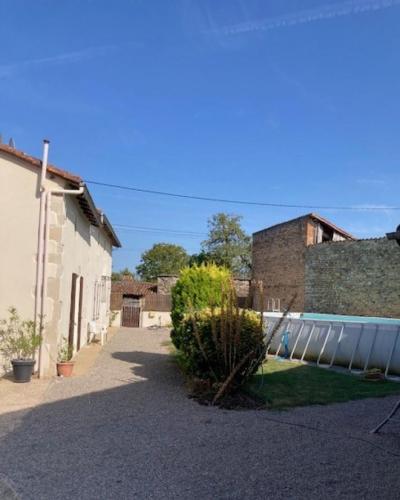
[57,361,74,377]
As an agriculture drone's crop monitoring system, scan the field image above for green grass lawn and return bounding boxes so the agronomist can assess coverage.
[247,359,400,410]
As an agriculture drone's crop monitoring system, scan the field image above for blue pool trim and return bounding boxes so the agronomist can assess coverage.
[301,312,400,326]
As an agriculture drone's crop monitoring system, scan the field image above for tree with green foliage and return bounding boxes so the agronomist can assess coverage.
[136,243,189,282]
[188,250,210,267]
[171,263,231,350]
[201,213,251,277]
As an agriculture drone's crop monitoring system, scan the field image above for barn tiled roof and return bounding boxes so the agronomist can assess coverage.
[0,143,82,183]
[110,279,157,310]
[253,212,355,241]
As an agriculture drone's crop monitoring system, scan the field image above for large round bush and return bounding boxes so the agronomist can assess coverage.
[171,264,231,349]
[175,307,265,389]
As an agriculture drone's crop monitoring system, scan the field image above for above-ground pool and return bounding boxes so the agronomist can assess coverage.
[264,312,400,377]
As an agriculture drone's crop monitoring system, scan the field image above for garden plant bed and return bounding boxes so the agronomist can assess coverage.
[188,383,266,410]
[247,359,400,410]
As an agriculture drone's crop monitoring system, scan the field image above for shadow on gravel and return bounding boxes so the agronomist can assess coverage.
[0,349,187,499]
[111,350,182,386]
[1,346,400,499]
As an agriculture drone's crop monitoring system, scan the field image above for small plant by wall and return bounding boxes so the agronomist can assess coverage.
[0,307,42,362]
[0,307,42,382]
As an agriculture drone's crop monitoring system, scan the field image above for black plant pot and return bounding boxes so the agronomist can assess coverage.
[11,359,36,383]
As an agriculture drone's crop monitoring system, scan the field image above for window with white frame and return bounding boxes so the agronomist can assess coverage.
[101,275,110,303]
[92,281,101,320]
[93,276,111,320]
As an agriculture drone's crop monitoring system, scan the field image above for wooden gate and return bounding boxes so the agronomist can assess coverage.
[122,305,141,327]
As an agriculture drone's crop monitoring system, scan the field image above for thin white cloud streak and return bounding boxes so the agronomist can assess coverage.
[211,0,400,36]
[0,44,119,79]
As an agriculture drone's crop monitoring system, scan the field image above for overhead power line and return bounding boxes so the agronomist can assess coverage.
[85,180,400,211]
[113,223,206,237]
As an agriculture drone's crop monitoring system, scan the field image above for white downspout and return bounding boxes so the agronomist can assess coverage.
[37,142,84,378]
[34,140,49,324]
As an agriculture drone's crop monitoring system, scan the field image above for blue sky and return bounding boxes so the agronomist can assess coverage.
[1,0,400,271]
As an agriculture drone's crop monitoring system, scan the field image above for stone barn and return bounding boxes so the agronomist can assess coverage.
[252,213,400,318]
[252,213,354,312]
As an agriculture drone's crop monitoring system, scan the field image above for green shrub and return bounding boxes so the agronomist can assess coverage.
[171,263,231,349]
[174,288,266,402]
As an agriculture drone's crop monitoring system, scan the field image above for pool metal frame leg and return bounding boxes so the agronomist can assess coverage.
[317,322,332,367]
[348,324,364,371]
[364,324,379,372]
[329,324,345,368]
[301,322,316,362]
[385,326,400,377]
[290,322,305,361]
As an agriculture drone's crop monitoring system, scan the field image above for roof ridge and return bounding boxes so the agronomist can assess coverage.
[0,143,82,184]
[0,142,121,247]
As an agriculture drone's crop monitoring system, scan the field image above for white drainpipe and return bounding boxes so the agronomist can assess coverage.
[34,140,49,324]
[36,141,84,377]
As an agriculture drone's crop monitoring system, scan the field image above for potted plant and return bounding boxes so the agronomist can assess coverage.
[56,341,74,377]
[0,307,42,383]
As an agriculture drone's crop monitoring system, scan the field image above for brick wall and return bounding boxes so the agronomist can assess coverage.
[305,238,400,318]
[252,217,308,311]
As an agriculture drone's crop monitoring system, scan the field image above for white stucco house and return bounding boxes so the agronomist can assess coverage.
[0,140,121,376]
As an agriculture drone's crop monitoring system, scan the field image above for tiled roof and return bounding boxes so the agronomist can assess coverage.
[308,213,355,240]
[110,279,157,310]
[0,143,82,184]
[0,143,121,247]
[253,212,355,240]
[111,279,157,295]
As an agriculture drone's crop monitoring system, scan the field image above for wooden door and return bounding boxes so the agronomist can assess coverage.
[122,305,141,327]
[68,273,79,350]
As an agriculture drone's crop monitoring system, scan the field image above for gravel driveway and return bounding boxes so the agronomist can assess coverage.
[1,327,400,499]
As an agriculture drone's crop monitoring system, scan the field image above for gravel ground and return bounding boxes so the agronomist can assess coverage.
[1,327,400,500]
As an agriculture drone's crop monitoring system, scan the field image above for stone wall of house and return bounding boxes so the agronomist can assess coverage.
[305,238,400,318]
[233,279,250,297]
[157,276,179,295]
[252,217,308,312]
